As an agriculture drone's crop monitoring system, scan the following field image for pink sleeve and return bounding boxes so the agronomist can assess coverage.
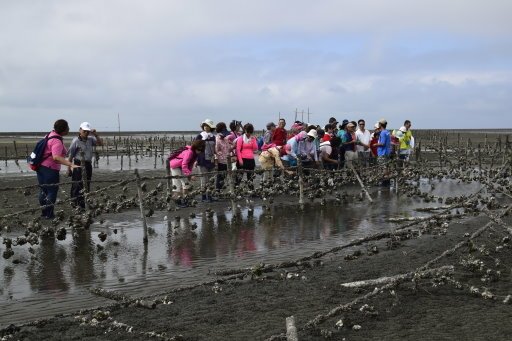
[236,138,243,165]
[181,150,194,176]
[251,137,258,151]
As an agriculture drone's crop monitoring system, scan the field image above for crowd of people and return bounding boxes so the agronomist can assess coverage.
[34,116,413,216]
[169,117,414,201]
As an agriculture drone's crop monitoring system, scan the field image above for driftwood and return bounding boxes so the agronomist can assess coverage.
[414,205,457,212]
[387,214,453,223]
[340,265,454,288]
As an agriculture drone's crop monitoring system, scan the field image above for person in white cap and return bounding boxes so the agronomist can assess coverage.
[67,122,103,209]
[298,129,319,168]
[195,119,216,202]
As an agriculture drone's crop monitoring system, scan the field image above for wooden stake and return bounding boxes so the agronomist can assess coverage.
[297,157,304,209]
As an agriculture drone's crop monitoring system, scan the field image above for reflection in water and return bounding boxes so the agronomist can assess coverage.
[0,182,479,326]
[27,238,69,293]
[70,230,96,285]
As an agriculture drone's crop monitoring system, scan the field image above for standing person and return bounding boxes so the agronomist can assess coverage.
[399,120,413,161]
[37,119,78,219]
[272,118,287,146]
[337,119,349,168]
[355,119,371,167]
[375,119,392,186]
[236,123,258,188]
[263,122,276,144]
[369,122,381,164]
[322,123,335,142]
[169,140,205,199]
[215,122,232,191]
[67,122,103,209]
[195,119,216,202]
[342,122,359,168]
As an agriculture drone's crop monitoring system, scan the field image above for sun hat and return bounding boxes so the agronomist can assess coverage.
[374,122,380,129]
[201,119,215,129]
[307,129,318,138]
[399,126,407,133]
[378,118,387,125]
[80,122,92,131]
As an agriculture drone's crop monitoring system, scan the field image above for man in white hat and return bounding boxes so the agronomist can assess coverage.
[67,122,103,209]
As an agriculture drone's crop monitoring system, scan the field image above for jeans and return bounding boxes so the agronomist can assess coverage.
[37,166,60,219]
[71,160,92,209]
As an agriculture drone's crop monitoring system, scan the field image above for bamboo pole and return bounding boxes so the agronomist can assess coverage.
[13,141,18,160]
[350,164,373,202]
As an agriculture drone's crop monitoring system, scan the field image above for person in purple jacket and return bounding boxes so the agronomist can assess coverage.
[169,140,205,198]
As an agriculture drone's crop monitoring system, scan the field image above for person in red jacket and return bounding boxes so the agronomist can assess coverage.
[271,118,287,146]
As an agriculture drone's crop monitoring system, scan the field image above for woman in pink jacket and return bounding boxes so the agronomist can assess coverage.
[169,140,205,197]
[236,123,258,188]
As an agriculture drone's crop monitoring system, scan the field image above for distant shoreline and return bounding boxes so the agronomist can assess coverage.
[1,128,512,136]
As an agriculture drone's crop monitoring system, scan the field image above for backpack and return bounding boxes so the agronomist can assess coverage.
[166,146,187,170]
[27,133,63,171]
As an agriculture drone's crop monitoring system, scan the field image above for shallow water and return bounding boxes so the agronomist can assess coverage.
[0,155,169,176]
[0,179,482,327]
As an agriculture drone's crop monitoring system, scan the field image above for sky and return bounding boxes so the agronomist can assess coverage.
[0,0,511,132]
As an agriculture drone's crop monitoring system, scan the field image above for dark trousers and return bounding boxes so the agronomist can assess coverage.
[71,160,92,209]
[216,163,227,190]
[241,158,255,189]
[37,166,60,219]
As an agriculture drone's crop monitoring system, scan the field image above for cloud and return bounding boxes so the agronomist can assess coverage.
[0,1,511,131]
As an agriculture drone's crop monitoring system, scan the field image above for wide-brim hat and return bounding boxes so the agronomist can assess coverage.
[307,129,318,138]
[201,119,215,129]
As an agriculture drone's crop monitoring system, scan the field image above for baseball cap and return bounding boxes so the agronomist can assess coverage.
[80,122,92,131]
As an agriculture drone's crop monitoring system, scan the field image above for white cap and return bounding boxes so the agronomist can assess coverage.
[80,122,92,131]
[399,126,407,132]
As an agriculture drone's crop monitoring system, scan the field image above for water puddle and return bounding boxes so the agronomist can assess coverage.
[0,180,481,326]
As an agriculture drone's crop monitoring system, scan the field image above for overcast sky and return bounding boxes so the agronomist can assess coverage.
[1,0,511,132]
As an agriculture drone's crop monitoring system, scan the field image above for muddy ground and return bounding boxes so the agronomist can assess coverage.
[1,168,511,340]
